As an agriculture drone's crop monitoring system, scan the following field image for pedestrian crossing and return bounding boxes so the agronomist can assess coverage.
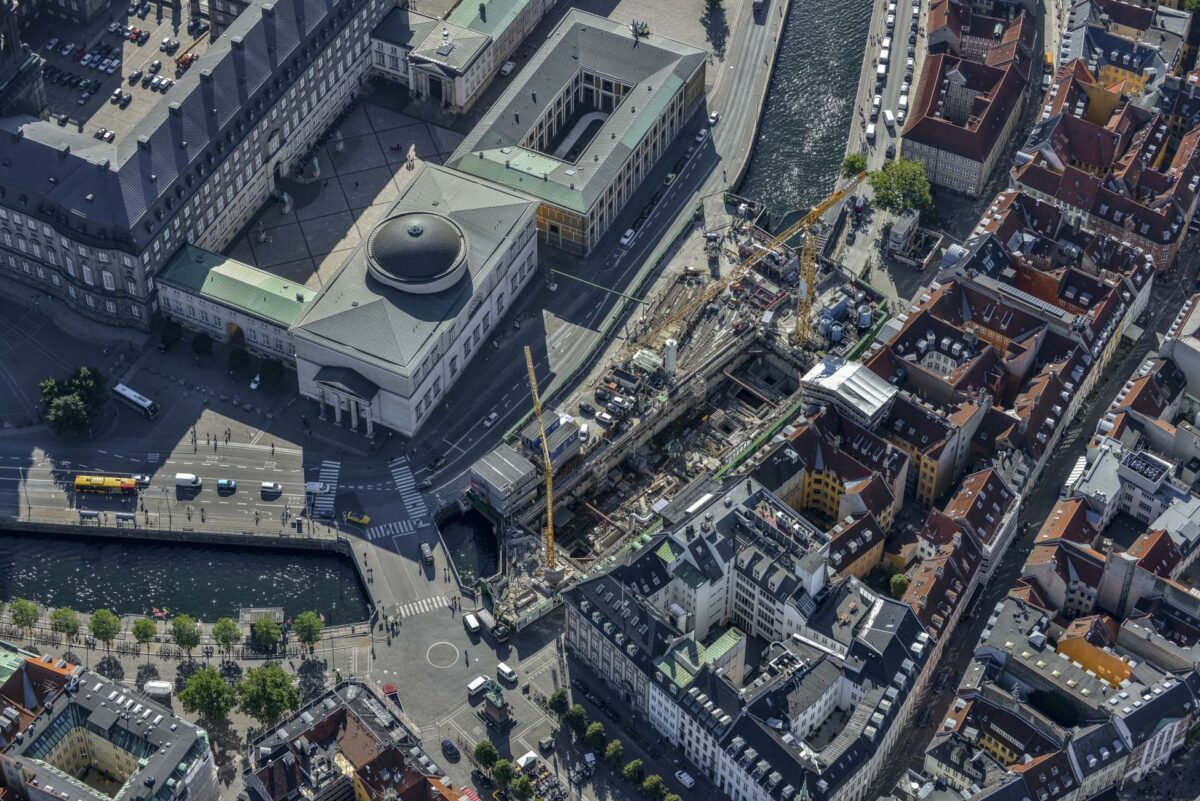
[389,456,428,521]
[396,594,448,619]
[311,460,340,518]
[364,519,420,541]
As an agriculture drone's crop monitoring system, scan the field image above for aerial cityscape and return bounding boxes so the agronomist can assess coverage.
[0,0,1197,799]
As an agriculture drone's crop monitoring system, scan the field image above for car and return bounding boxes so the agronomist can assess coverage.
[160,38,178,52]
[46,37,60,51]
[305,482,333,494]
[440,740,459,761]
[260,482,282,494]
[901,80,910,94]
[217,479,237,493]
[142,74,153,87]
[694,127,709,143]
[675,771,696,789]
[596,410,615,425]
[102,130,115,142]
[429,456,447,471]
[129,68,143,82]
[907,57,915,70]
[708,110,720,125]
[129,29,140,42]
[846,229,856,244]
[150,75,163,90]
[77,92,89,105]
[119,92,132,107]
[483,411,499,427]
[416,478,433,490]
[106,60,119,74]
[110,88,123,103]
[886,142,896,159]
[137,31,150,45]
[499,60,516,76]
[346,511,370,525]
[132,474,151,486]
[619,228,635,246]
[853,195,867,214]
[149,59,161,72]
[249,374,261,390]
[160,78,173,90]
[579,401,596,417]
[886,14,895,28]
[61,42,75,56]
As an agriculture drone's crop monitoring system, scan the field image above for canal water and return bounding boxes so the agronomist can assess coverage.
[0,532,370,624]
[740,0,872,224]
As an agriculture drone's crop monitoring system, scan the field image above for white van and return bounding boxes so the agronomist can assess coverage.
[883,110,896,130]
[899,94,909,111]
[579,423,590,442]
[866,124,877,142]
[497,662,517,683]
[464,613,482,634]
[876,64,887,83]
[880,48,890,65]
[175,473,201,488]
[467,676,488,696]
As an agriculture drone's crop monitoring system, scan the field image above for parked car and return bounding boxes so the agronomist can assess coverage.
[708,110,720,125]
[675,770,696,789]
[499,60,516,76]
[440,740,459,761]
[129,68,143,82]
[119,92,132,107]
[596,410,615,425]
[579,401,596,417]
[249,374,261,390]
[110,88,123,103]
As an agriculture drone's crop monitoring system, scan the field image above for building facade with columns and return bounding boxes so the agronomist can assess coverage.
[291,164,537,437]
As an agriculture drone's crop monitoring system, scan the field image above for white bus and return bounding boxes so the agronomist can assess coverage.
[113,383,159,419]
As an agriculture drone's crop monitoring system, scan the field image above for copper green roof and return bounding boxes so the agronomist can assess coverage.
[445,0,536,41]
[158,245,316,328]
[656,538,685,564]
[654,628,745,689]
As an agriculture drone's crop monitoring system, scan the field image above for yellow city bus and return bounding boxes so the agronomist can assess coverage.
[73,475,137,495]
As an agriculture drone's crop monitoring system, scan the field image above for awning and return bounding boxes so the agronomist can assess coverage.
[461,790,483,801]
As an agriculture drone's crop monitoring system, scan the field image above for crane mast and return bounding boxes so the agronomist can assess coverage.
[524,346,557,571]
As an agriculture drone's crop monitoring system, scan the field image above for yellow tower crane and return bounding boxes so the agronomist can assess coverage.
[795,172,866,345]
[524,346,557,571]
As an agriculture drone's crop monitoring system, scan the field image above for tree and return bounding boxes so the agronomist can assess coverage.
[159,318,183,346]
[584,721,607,751]
[623,759,645,784]
[211,617,242,658]
[868,158,934,218]
[179,666,237,723]
[641,775,667,800]
[293,612,323,651]
[238,664,299,727]
[547,687,569,716]
[490,759,514,791]
[89,608,121,652]
[227,347,252,374]
[604,739,624,768]
[38,377,60,407]
[50,607,80,642]
[509,775,534,801]
[131,618,157,664]
[1187,0,1200,11]
[473,740,499,772]
[191,332,213,358]
[564,704,588,737]
[10,599,38,637]
[841,153,867,177]
[889,573,909,599]
[171,614,202,658]
[260,358,286,387]
[65,367,106,409]
[253,617,281,651]
[48,393,90,434]
[664,794,683,801]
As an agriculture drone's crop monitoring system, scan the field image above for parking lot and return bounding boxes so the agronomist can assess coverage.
[35,0,210,141]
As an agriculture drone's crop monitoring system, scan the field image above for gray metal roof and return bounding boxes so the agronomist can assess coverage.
[447,9,705,214]
[292,164,535,374]
[0,0,367,246]
[409,20,490,74]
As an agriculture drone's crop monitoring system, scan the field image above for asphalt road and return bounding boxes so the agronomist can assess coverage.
[346,0,789,502]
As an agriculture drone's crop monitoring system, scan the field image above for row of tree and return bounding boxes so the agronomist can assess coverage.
[179,663,300,728]
[6,601,324,660]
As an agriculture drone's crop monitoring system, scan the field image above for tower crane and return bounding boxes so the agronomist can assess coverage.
[627,173,866,355]
[795,172,866,345]
[523,346,557,571]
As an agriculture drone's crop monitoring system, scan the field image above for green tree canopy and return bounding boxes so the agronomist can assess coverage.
[238,664,299,727]
[292,612,324,648]
[191,332,213,358]
[89,608,121,651]
[584,721,607,750]
[623,758,645,784]
[50,607,80,641]
[509,775,534,801]
[605,738,624,768]
[641,775,667,800]
[65,367,106,408]
[10,599,38,634]
[664,793,683,801]
[131,618,157,663]
[564,704,588,737]
[868,158,934,218]
[547,687,569,716]
[171,615,202,657]
[179,666,237,723]
[48,393,90,434]
[211,618,242,656]
[841,153,867,177]
[473,740,499,771]
[228,348,252,374]
[253,617,282,650]
[38,378,60,407]
[491,759,514,790]
[889,573,910,599]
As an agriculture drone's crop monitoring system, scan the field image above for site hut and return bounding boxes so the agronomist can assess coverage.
[0,0,387,331]
[290,164,538,437]
[157,245,316,360]
[520,409,581,470]
[447,9,707,255]
[471,443,539,516]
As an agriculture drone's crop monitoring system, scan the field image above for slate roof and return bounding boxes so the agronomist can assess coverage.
[293,165,535,374]
[408,21,490,73]
[372,6,440,50]
[446,0,538,41]
[158,244,316,327]
[0,0,372,245]
[447,10,705,214]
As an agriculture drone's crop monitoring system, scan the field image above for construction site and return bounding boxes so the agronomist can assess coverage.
[477,178,891,629]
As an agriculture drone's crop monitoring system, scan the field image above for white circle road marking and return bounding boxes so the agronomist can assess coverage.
[426,641,460,669]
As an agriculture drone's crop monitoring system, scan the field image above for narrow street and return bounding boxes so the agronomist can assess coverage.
[876,244,1200,788]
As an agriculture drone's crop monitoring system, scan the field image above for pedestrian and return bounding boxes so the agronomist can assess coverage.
[271,442,275,454]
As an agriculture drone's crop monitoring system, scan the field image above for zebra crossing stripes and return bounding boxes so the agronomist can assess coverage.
[311,460,340,517]
[364,519,420,541]
[396,595,448,619]
[389,457,428,520]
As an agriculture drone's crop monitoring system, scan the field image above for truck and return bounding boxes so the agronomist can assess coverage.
[883,109,896,130]
[475,608,511,642]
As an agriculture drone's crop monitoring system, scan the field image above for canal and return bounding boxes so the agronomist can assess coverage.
[740,0,872,223]
[0,532,370,624]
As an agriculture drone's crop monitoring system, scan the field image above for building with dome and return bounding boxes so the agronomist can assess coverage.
[291,164,537,436]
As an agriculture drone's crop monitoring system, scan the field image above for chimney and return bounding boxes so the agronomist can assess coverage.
[231,35,244,50]
[199,69,214,85]
[168,102,182,118]
[137,136,151,152]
